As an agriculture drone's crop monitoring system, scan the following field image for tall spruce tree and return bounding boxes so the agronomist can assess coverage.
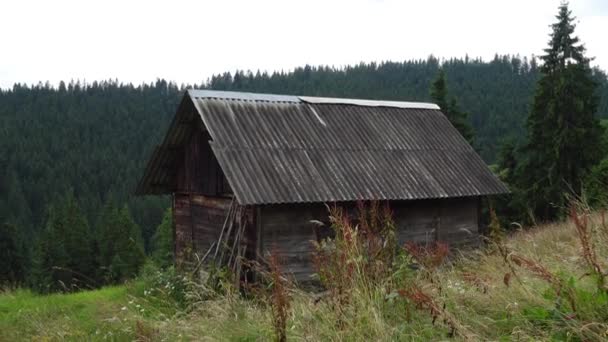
[518,2,604,221]
[430,70,475,144]
[97,202,145,283]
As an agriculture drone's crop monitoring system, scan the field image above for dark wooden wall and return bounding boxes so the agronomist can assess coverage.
[173,193,231,261]
[392,198,479,246]
[258,204,326,282]
[172,125,233,262]
[258,198,480,283]
[175,124,230,196]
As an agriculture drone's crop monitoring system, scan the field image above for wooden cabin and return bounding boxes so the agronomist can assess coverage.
[136,90,508,282]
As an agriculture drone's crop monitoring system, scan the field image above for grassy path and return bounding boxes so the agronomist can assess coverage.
[0,286,137,341]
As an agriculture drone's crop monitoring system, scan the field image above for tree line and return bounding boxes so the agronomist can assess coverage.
[1,192,174,291]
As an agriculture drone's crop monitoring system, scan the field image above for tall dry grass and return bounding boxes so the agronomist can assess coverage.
[134,200,608,340]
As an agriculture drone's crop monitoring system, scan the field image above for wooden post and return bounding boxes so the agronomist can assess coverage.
[172,193,176,264]
[256,206,263,263]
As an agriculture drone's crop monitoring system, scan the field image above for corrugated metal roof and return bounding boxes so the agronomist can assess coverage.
[136,90,508,203]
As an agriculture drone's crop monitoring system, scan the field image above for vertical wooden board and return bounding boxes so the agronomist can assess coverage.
[172,193,177,262]
[174,126,230,196]
[175,147,187,192]
[255,206,262,261]
[173,193,193,260]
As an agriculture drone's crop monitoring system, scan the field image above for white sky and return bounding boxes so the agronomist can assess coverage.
[1,0,607,89]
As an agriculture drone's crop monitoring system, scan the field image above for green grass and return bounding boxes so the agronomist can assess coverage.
[0,279,271,341]
[0,285,138,341]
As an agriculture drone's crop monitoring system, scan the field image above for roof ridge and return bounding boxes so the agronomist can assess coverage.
[187,89,440,110]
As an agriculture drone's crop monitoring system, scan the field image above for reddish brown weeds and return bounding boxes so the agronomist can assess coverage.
[312,201,397,326]
[570,206,606,291]
[268,251,290,342]
[313,201,396,288]
[404,241,449,272]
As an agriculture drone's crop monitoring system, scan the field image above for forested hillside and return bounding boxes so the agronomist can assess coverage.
[2,55,608,247]
[0,81,178,245]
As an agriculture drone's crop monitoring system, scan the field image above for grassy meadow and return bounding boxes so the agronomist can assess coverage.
[2,208,608,341]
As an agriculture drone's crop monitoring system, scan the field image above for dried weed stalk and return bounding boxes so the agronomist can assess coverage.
[398,286,475,341]
[267,251,290,342]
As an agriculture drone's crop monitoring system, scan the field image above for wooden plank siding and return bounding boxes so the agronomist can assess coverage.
[437,198,480,246]
[173,193,231,261]
[259,204,327,282]
[392,198,479,246]
[258,198,480,283]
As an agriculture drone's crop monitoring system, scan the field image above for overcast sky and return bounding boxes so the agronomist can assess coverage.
[1,0,607,89]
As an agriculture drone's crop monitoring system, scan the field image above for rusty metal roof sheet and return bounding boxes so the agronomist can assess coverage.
[136,90,508,203]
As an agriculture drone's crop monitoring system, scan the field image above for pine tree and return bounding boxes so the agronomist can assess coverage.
[518,2,604,221]
[151,207,174,268]
[30,193,96,292]
[31,204,70,293]
[115,205,146,280]
[96,200,118,281]
[62,193,97,288]
[97,202,145,283]
[430,70,449,111]
[430,70,475,144]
